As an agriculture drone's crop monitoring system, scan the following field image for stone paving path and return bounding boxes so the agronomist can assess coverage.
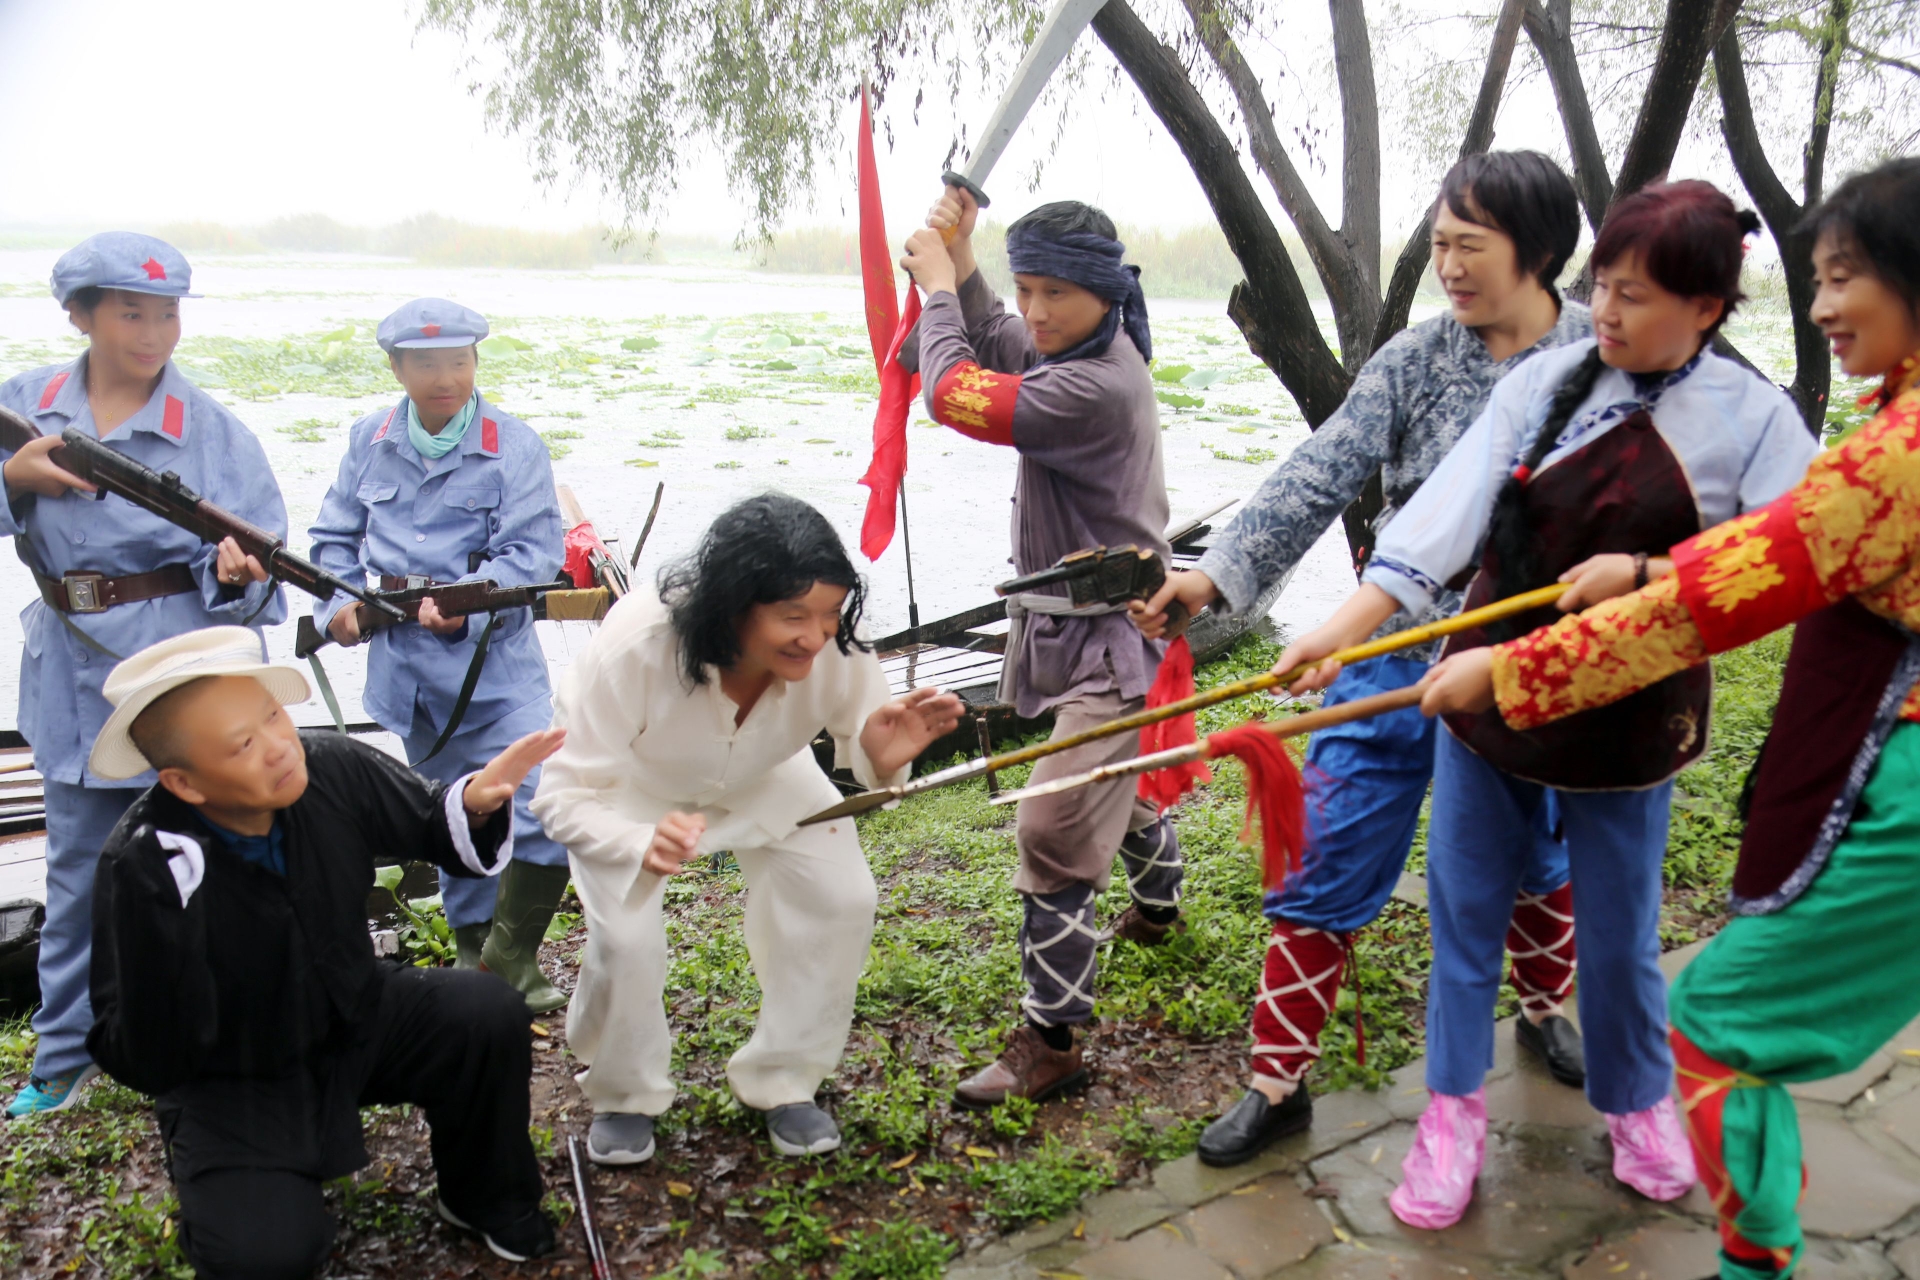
[951,943,1920,1280]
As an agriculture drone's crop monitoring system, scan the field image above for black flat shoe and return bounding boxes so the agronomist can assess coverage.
[1516,1013,1587,1088]
[1197,1087,1313,1167]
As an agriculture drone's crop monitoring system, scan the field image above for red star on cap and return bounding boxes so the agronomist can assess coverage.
[421,323,442,337]
[141,257,167,281]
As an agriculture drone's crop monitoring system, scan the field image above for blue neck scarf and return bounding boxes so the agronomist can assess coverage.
[408,392,478,460]
[1006,227,1152,364]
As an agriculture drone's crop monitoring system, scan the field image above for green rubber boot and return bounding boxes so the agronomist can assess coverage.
[453,922,490,970]
[480,860,571,1014]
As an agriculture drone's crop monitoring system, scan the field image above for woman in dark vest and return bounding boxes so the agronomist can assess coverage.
[1271,181,1817,1227]
[1422,157,1920,1280]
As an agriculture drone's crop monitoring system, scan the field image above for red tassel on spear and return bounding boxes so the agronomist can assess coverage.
[998,685,1425,891]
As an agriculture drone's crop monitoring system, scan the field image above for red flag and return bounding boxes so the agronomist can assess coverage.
[854,79,921,561]
[859,289,921,560]
[857,84,899,372]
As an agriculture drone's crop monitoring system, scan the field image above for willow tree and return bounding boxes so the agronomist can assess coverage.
[421,0,1784,564]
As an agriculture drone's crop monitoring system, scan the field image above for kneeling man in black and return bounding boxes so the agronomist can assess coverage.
[83,626,566,1278]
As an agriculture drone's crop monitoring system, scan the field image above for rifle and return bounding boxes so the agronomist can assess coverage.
[567,1135,613,1280]
[996,544,1190,638]
[292,576,572,658]
[0,407,403,621]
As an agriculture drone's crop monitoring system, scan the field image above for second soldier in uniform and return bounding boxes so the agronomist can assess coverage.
[309,298,573,1011]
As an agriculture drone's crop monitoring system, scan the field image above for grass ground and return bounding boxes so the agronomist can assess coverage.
[0,628,1784,1279]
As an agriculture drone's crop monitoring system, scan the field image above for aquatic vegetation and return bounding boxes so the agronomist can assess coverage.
[277,418,338,444]
[724,423,772,441]
[1210,445,1279,464]
[621,335,661,351]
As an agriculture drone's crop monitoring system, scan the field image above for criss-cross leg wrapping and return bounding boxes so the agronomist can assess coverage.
[1507,883,1576,1018]
[1019,885,1102,1028]
[1118,815,1184,911]
[1250,922,1347,1083]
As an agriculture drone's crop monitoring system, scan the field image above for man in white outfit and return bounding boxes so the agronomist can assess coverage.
[532,494,960,1163]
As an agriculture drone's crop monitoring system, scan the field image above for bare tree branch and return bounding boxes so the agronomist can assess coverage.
[1524,0,1612,231]
[1714,0,1845,429]
[1331,0,1382,306]
[1371,0,1527,357]
[1091,0,1351,425]
[1181,0,1369,356]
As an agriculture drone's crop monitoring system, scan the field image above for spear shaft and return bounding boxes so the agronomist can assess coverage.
[798,583,1567,825]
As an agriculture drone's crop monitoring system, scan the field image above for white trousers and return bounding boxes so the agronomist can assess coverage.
[565,818,878,1115]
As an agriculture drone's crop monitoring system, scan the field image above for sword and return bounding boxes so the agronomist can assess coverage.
[797,583,1568,826]
[939,0,1112,209]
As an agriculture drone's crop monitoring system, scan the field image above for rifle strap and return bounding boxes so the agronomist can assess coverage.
[417,612,502,764]
[239,572,280,627]
[50,608,124,662]
[306,651,347,733]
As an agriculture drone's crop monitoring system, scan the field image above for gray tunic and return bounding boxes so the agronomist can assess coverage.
[918,271,1170,718]
[1195,303,1593,656]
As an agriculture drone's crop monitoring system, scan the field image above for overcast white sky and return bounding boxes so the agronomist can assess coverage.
[0,0,1618,240]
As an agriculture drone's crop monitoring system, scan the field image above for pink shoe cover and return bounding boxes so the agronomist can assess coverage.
[1606,1096,1696,1201]
[1389,1089,1488,1230]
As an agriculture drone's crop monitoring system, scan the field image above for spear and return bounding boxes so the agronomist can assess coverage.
[798,583,1566,825]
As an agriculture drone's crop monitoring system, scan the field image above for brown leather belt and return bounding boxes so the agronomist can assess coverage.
[35,564,199,615]
[378,574,441,591]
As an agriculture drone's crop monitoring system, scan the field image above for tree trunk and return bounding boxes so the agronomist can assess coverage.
[1611,0,1745,201]
[1092,0,1350,426]
[1713,7,1843,432]
[1523,0,1611,233]
[1330,0,1383,366]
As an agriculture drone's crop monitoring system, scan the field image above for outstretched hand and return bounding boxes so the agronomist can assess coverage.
[463,728,567,821]
[861,686,965,778]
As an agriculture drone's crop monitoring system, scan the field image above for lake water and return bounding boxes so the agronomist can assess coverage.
[0,250,1805,732]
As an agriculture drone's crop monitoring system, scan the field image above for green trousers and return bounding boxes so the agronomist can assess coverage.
[1671,720,1920,1279]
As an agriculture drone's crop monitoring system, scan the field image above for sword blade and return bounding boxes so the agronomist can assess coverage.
[958,0,1111,191]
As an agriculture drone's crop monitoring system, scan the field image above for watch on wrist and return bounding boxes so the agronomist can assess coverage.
[1631,552,1650,591]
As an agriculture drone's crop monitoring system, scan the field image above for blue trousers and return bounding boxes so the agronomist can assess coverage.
[404,698,567,929]
[1425,728,1673,1114]
[36,782,144,1079]
[1268,656,1568,932]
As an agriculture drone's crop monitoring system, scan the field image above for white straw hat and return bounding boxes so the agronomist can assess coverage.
[90,627,311,781]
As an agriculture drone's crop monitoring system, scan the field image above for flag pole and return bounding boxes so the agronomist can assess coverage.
[899,482,920,630]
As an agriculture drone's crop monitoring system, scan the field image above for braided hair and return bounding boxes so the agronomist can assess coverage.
[1485,346,1608,622]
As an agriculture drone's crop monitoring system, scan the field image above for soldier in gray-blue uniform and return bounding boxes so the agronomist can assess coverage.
[1133,153,1594,1166]
[0,232,288,1118]
[308,299,570,1011]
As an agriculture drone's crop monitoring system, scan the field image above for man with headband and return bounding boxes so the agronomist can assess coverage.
[900,188,1178,1109]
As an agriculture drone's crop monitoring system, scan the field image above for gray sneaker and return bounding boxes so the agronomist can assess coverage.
[586,1112,656,1166]
[764,1102,841,1157]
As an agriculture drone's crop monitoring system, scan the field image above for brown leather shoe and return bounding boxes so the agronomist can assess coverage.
[1110,904,1184,946]
[953,1025,1088,1110]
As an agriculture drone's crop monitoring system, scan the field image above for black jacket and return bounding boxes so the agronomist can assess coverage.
[86,731,509,1177]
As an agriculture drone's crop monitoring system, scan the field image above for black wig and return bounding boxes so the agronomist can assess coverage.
[657,492,870,685]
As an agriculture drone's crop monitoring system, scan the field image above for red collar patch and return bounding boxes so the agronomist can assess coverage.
[480,417,499,453]
[161,395,185,439]
[141,257,167,281]
[37,371,70,410]
[372,405,398,442]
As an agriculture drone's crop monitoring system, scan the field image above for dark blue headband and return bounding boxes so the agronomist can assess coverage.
[1006,227,1152,363]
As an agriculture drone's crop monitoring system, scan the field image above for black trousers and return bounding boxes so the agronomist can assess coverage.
[170,965,541,1280]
